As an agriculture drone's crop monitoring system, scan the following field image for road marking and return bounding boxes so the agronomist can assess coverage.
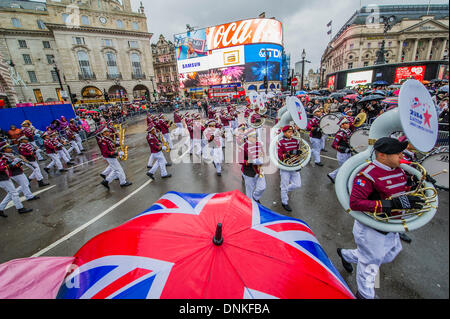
[71,157,102,169]
[5,185,56,210]
[31,179,152,257]
[321,154,338,162]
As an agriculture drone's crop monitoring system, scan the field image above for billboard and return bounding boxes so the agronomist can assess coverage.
[328,75,336,90]
[206,18,283,51]
[174,29,208,60]
[208,45,245,69]
[244,43,283,63]
[346,70,373,87]
[394,66,426,84]
[179,65,245,89]
[176,56,210,73]
[244,61,281,82]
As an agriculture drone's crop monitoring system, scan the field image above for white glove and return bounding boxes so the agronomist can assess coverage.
[253,158,263,165]
[118,151,125,157]
[162,146,167,151]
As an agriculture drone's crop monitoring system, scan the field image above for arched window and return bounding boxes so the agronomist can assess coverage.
[77,51,92,77]
[130,53,142,77]
[105,52,119,77]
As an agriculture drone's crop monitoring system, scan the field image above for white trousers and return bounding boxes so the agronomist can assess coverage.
[68,140,81,155]
[280,169,301,205]
[321,135,327,150]
[224,126,233,142]
[29,161,44,181]
[0,179,23,210]
[10,174,34,200]
[46,153,63,170]
[163,133,173,149]
[329,151,352,179]
[341,220,402,299]
[243,174,266,201]
[31,141,44,161]
[104,157,127,185]
[74,133,84,151]
[57,149,71,163]
[191,139,202,156]
[310,137,322,164]
[148,151,168,176]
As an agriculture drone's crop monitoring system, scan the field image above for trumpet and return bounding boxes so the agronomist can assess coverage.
[114,124,128,161]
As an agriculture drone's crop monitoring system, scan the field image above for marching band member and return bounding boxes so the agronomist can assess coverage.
[344,107,356,132]
[17,136,49,187]
[173,110,184,137]
[21,120,44,161]
[220,110,233,143]
[336,137,425,299]
[157,114,173,150]
[98,128,132,189]
[203,120,224,176]
[241,130,266,203]
[42,132,66,173]
[306,106,324,167]
[0,144,33,217]
[1,144,40,202]
[65,126,81,155]
[68,118,85,152]
[277,125,302,212]
[146,124,171,180]
[50,131,74,166]
[327,117,352,184]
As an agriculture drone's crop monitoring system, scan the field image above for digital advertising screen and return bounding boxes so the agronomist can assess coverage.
[174,28,208,60]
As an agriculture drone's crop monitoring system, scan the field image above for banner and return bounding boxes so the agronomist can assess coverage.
[206,18,282,51]
[208,45,245,69]
[346,70,373,87]
[174,29,208,61]
[244,43,283,63]
[328,75,336,90]
[176,56,210,73]
[394,66,425,84]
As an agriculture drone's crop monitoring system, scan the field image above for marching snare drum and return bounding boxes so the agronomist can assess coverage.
[420,151,449,190]
[349,128,370,153]
[319,113,342,135]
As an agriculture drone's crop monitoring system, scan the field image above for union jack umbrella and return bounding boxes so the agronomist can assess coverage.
[56,190,354,299]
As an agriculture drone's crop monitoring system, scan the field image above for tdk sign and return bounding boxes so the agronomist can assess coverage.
[245,44,283,63]
[259,48,281,59]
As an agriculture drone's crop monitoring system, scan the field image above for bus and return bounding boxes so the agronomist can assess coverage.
[207,86,246,100]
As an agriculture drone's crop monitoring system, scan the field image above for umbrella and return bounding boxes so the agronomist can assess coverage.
[372,80,388,86]
[308,90,322,95]
[55,190,354,299]
[329,92,346,99]
[438,85,449,93]
[343,94,359,100]
[393,89,400,96]
[77,108,87,112]
[429,79,442,83]
[372,90,387,96]
[388,84,401,89]
[84,110,99,114]
[339,89,356,94]
[357,94,385,103]
[296,91,307,95]
[381,97,398,105]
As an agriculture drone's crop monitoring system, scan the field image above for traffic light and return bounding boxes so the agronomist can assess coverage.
[287,77,291,87]
[103,91,109,102]
[263,75,268,89]
[71,93,78,104]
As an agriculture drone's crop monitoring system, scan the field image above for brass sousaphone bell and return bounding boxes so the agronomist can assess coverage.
[353,112,367,128]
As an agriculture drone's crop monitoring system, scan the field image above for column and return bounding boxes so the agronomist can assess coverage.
[397,40,404,62]
[412,39,419,61]
[426,38,433,60]
[440,38,448,60]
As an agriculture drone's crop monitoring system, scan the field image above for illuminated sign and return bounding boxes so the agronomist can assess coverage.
[394,66,426,84]
[346,70,373,87]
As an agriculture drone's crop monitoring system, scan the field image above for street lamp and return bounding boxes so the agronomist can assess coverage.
[300,49,311,91]
[150,75,157,102]
[375,15,396,65]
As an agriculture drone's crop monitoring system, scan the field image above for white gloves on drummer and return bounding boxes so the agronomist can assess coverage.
[118,151,125,157]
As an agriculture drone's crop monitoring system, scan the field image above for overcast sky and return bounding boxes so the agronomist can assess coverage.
[131,0,448,72]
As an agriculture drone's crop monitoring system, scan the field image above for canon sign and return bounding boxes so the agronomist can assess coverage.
[346,70,373,87]
[206,18,283,51]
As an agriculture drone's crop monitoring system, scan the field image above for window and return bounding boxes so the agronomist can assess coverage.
[23,54,32,65]
[363,61,369,67]
[62,13,70,24]
[51,70,59,82]
[11,18,21,27]
[367,42,371,48]
[116,20,123,28]
[28,71,37,83]
[102,39,113,47]
[43,41,51,49]
[46,54,55,64]
[349,43,354,50]
[348,55,353,60]
[37,20,46,29]
[128,41,138,48]
[105,52,119,76]
[388,41,392,47]
[132,22,139,30]
[18,40,27,48]
[73,37,85,45]
[130,53,142,76]
[77,51,92,76]
[348,62,353,69]
[81,15,90,25]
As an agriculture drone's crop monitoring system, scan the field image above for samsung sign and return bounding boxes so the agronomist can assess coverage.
[177,56,209,73]
[245,43,283,63]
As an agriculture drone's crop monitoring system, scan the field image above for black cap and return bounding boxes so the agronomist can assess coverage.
[374,137,408,154]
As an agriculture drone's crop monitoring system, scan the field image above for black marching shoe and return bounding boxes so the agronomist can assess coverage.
[44,167,50,174]
[100,180,110,189]
[0,210,7,218]
[38,180,50,187]
[67,162,75,166]
[327,173,335,184]
[322,149,328,152]
[166,163,172,167]
[337,248,353,273]
[26,196,40,201]
[162,174,172,179]
[146,172,154,179]
[253,198,261,204]
[315,162,324,167]
[282,203,292,212]
[120,181,132,187]
[100,173,106,179]
[216,172,221,177]
[59,168,67,172]
[355,291,367,299]
[18,207,33,214]
[399,233,412,243]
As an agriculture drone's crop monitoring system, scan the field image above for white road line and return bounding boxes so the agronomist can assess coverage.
[31,179,152,257]
[321,154,338,162]
[5,185,56,210]
[71,157,102,169]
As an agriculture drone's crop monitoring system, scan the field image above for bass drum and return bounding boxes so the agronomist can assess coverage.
[420,151,449,190]
[319,113,342,135]
[349,128,370,153]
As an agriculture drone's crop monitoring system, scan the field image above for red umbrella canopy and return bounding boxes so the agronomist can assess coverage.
[56,190,354,299]
[343,94,359,100]
[84,110,99,114]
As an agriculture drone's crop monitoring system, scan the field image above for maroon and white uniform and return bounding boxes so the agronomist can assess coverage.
[0,154,24,211]
[307,116,323,164]
[328,128,352,180]
[98,136,127,185]
[277,136,302,205]
[146,131,168,177]
[19,142,44,182]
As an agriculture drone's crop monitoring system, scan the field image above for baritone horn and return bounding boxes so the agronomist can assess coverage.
[334,79,439,233]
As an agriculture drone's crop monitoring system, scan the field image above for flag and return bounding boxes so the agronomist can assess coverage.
[326,20,332,27]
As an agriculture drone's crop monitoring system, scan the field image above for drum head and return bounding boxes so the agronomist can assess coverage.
[421,152,449,190]
[349,129,370,153]
[319,113,341,135]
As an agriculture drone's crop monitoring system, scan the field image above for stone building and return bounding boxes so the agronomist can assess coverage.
[151,34,179,100]
[320,4,449,82]
[0,0,155,105]
[0,50,18,107]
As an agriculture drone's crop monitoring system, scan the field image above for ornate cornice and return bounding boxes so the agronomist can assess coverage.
[44,23,153,39]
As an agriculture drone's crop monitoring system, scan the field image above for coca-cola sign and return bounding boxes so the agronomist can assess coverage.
[206,18,283,51]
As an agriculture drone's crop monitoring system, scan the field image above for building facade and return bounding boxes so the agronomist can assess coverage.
[320,4,449,86]
[151,34,179,100]
[0,50,18,108]
[0,0,155,105]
